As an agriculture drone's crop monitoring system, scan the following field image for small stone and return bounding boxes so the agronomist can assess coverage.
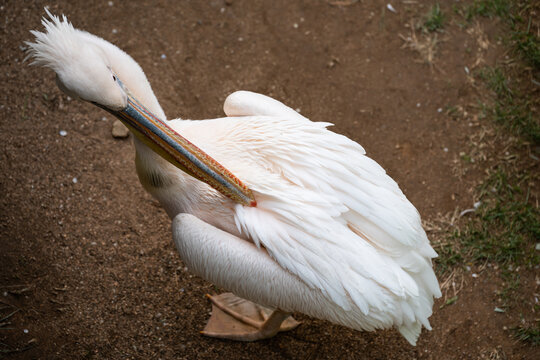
[535,243,540,251]
[59,130,67,136]
[23,329,29,334]
[160,54,166,59]
[112,120,129,138]
[72,177,78,184]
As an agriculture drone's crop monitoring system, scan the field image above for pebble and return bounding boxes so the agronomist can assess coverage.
[72,177,78,184]
[59,130,67,136]
[535,243,540,251]
[112,120,129,138]
[386,4,397,13]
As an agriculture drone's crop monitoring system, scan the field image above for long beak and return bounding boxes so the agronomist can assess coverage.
[99,92,257,207]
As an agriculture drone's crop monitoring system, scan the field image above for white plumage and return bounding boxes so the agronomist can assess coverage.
[27,12,441,345]
[163,97,441,344]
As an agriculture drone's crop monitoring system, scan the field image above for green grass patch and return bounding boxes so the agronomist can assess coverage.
[478,67,540,144]
[499,270,521,305]
[450,167,539,268]
[457,1,539,70]
[512,18,540,69]
[463,0,511,21]
[433,242,463,275]
[512,323,540,345]
[423,3,445,32]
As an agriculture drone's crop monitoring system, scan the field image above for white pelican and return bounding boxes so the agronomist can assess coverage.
[26,11,441,345]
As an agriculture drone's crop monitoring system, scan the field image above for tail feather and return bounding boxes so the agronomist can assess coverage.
[398,322,422,346]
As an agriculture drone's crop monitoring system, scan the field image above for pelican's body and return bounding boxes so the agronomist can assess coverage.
[27,12,441,346]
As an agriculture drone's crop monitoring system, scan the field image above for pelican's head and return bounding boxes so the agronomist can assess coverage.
[54,47,128,111]
[26,10,256,207]
[26,10,127,111]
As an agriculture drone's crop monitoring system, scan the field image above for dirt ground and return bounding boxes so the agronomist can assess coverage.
[0,0,537,359]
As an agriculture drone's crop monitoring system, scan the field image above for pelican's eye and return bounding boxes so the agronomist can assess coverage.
[112,75,117,81]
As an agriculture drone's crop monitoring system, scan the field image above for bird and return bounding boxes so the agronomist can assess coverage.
[26,11,441,345]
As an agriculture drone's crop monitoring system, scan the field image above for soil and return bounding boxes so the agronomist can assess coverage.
[0,0,537,359]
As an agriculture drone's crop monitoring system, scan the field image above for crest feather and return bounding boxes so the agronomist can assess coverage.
[25,9,80,71]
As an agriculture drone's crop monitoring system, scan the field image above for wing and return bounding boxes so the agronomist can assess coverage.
[224,90,308,121]
[170,92,441,344]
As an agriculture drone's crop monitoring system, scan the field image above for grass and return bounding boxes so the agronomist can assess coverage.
[424,0,540,348]
[512,323,540,345]
[456,0,540,70]
[454,167,538,266]
[512,17,540,70]
[432,164,539,275]
[423,3,445,32]
[479,67,540,144]
[462,0,511,21]
[498,270,521,306]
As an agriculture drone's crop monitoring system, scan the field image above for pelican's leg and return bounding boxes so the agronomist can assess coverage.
[173,214,303,341]
[201,292,300,341]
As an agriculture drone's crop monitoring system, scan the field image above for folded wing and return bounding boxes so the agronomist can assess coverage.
[170,91,441,344]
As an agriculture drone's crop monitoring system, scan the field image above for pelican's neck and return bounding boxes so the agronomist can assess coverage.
[79,31,191,211]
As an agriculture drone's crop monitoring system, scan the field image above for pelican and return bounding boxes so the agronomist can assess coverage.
[26,11,441,345]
